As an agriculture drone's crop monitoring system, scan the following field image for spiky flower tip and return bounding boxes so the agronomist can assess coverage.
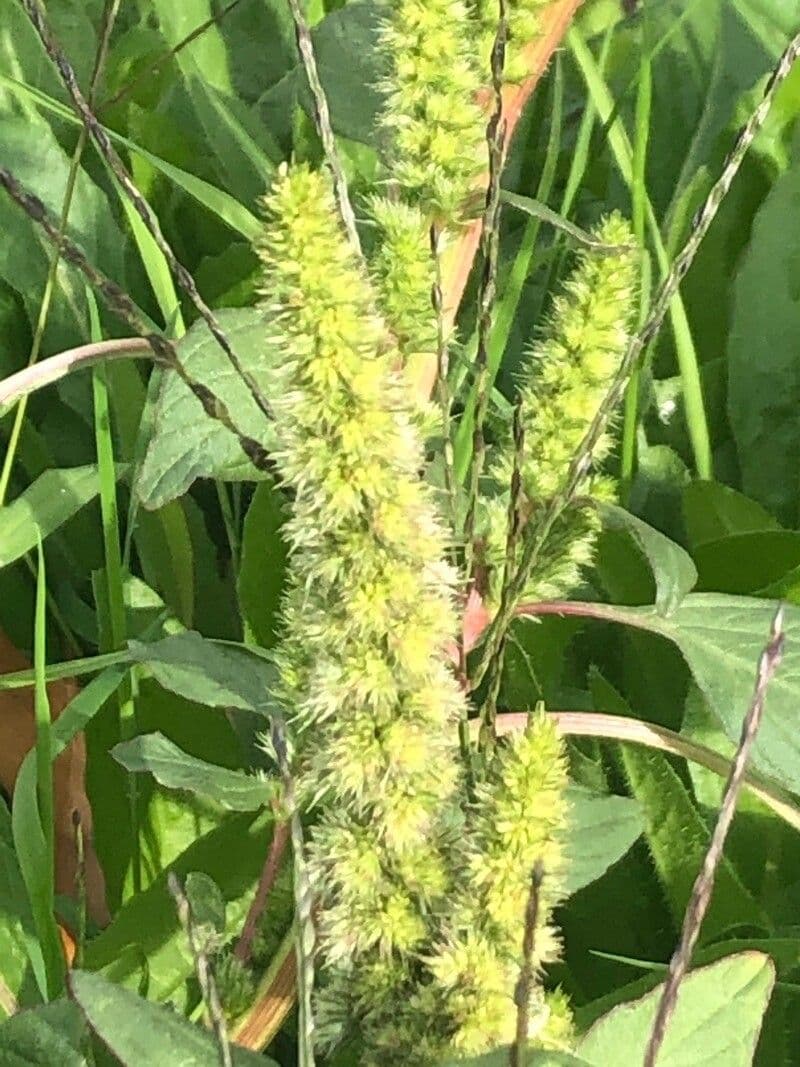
[368,196,441,399]
[430,712,572,1056]
[485,213,638,603]
[258,162,467,1016]
[471,0,553,83]
[378,0,486,221]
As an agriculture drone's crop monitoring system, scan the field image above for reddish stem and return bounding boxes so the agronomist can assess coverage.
[234,819,290,964]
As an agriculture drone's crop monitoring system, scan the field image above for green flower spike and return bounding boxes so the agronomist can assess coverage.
[486,212,638,603]
[431,711,572,1055]
[258,163,467,1047]
[378,0,486,221]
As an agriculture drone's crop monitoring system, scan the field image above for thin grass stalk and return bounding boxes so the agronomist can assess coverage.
[464,1,508,589]
[509,860,545,1067]
[452,58,564,485]
[270,715,315,1066]
[235,818,290,964]
[620,46,652,498]
[285,0,362,259]
[431,223,458,539]
[0,0,122,506]
[642,606,785,1067]
[0,166,275,477]
[0,338,150,411]
[168,873,233,1067]
[19,0,275,426]
[479,403,525,749]
[89,292,141,894]
[472,31,800,692]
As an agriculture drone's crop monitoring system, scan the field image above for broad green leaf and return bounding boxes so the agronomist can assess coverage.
[728,156,800,525]
[441,1052,590,1067]
[82,812,274,1000]
[0,466,125,569]
[259,1,384,145]
[129,631,278,715]
[0,115,122,353]
[137,309,279,508]
[692,531,800,598]
[591,674,767,939]
[564,785,644,897]
[112,733,276,812]
[598,503,697,615]
[682,482,780,548]
[575,595,800,794]
[238,481,288,649]
[69,970,275,1066]
[576,952,774,1065]
[0,999,86,1066]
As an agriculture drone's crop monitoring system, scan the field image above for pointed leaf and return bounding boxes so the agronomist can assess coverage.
[598,503,697,614]
[112,733,276,812]
[576,952,774,1066]
[137,309,279,509]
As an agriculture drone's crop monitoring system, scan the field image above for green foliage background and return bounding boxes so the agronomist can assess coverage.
[2,0,800,1063]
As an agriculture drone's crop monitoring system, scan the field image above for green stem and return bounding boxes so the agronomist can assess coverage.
[621,47,652,499]
[90,293,141,894]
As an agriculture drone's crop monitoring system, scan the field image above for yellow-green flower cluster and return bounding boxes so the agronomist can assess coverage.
[368,196,440,390]
[470,0,553,83]
[486,213,638,603]
[258,163,466,1016]
[429,713,572,1055]
[378,0,486,221]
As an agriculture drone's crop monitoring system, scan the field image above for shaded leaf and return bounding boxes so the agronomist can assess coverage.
[82,812,274,1000]
[576,952,774,1066]
[590,674,767,939]
[728,156,800,526]
[682,482,780,549]
[129,631,278,715]
[238,481,288,649]
[598,503,697,615]
[0,999,86,1067]
[112,733,276,812]
[564,785,644,897]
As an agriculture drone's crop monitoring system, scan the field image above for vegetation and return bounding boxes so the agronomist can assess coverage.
[0,1,800,1065]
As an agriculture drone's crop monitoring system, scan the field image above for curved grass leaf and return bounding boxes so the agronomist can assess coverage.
[576,952,774,1066]
[591,673,768,938]
[0,466,125,569]
[112,733,276,812]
